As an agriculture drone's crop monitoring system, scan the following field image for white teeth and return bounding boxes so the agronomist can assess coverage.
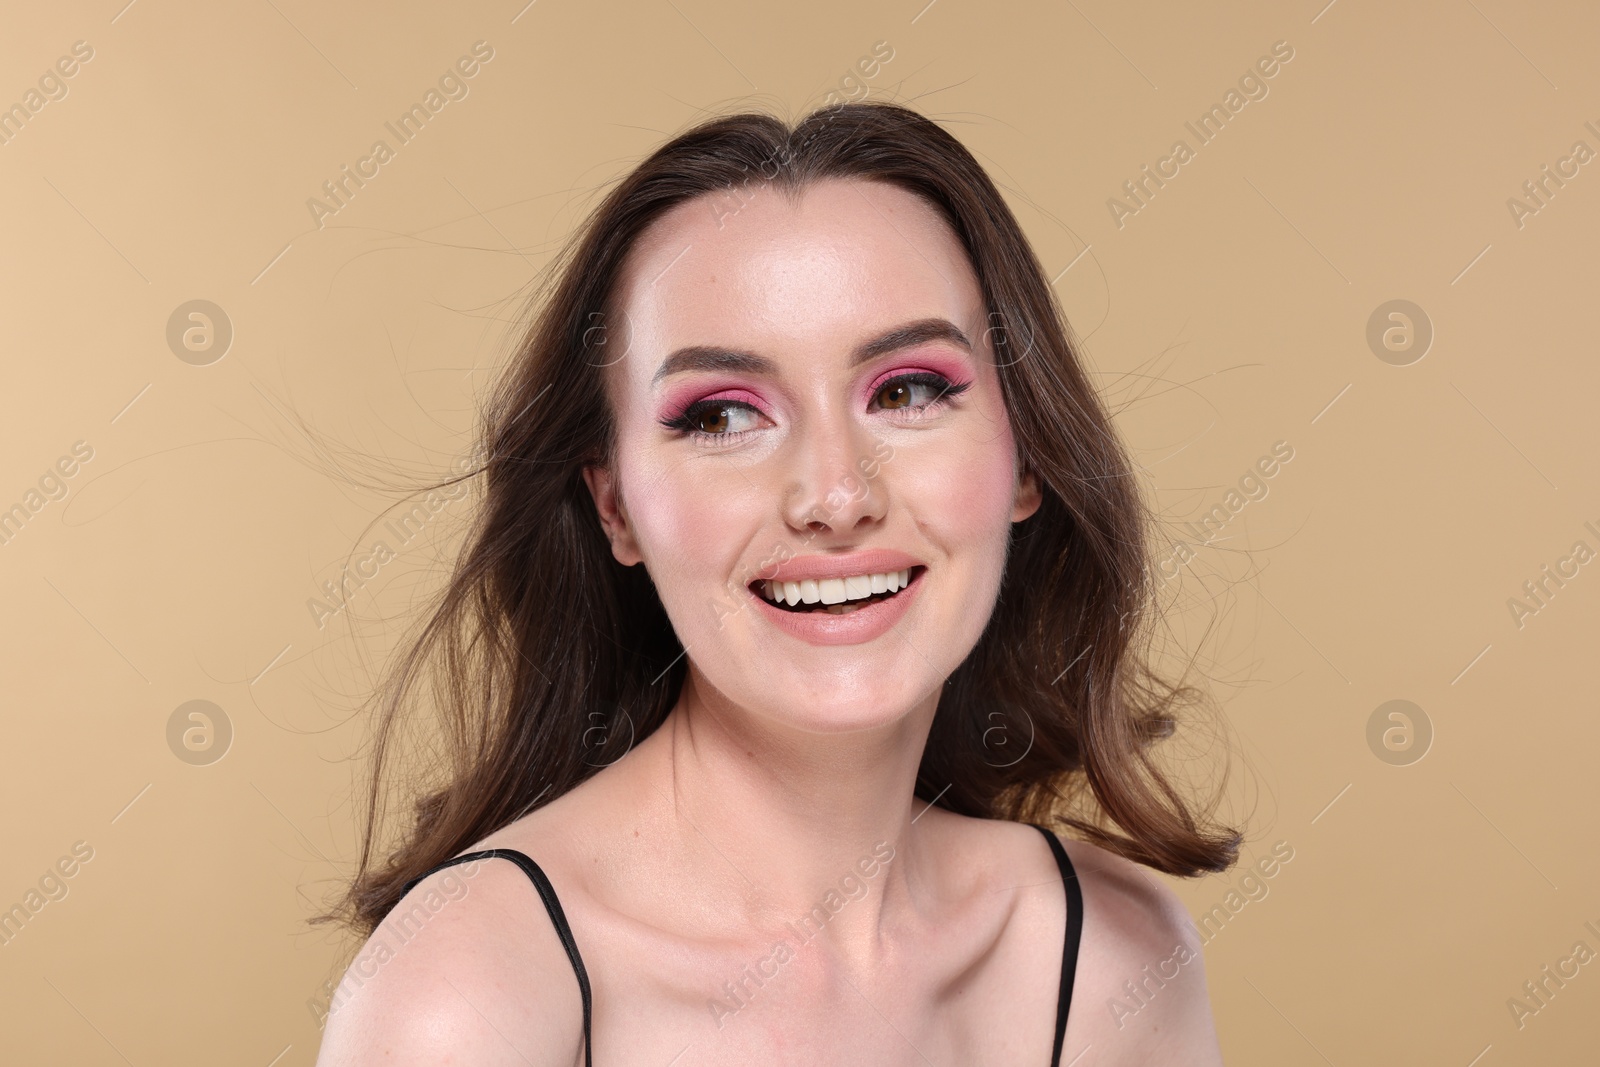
[760,568,916,605]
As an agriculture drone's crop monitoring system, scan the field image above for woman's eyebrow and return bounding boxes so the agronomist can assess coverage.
[650,317,972,386]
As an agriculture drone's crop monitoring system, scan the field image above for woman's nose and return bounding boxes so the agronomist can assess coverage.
[780,417,888,536]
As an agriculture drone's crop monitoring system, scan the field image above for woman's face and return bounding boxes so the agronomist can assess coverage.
[584,176,1041,734]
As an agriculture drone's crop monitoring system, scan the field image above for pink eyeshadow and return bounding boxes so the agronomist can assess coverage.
[657,384,769,421]
[862,354,974,399]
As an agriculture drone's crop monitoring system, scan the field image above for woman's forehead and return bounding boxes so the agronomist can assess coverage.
[609,178,986,382]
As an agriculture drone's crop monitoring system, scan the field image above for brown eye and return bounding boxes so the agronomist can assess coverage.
[695,405,732,433]
[877,382,913,410]
[872,372,966,414]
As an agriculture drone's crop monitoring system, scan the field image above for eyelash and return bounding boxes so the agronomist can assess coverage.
[660,372,972,446]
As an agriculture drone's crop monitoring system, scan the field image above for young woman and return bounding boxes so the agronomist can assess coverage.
[315,100,1239,1065]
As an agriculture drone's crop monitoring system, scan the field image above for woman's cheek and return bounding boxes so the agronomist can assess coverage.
[902,428,1020,541]
[625,458,752,587]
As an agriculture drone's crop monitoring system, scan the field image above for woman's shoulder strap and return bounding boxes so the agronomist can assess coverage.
[400,848,593,1067]
[1029,824,1084,1067]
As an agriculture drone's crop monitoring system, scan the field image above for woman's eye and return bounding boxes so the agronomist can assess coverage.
[877,381,917,410]
[663,373,970,444]
[874,372,969,412]
[677,400,764,436]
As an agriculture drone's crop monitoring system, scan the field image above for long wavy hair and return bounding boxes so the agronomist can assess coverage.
[324,98,1241,938]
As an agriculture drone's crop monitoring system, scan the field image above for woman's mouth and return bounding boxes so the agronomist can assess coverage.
[749,566,926,615]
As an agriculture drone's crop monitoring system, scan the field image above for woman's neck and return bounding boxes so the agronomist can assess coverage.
[629,668,945,963]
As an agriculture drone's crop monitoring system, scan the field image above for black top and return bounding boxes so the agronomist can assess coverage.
[398,822,1084,1065]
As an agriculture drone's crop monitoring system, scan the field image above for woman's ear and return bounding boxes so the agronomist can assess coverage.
[1012,460,1043,523]
[581,464,644,566]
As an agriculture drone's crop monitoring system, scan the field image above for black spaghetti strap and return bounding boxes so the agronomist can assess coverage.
[1030,824,1084,1067]
[399,837,1079,1066]
[399,848,593,1067]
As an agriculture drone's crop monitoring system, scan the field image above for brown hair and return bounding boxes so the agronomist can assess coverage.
[325,99,1240,938]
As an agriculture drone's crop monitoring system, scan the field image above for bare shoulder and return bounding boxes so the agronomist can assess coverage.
[313,847,586,1067]
[1051,832,1225,1067]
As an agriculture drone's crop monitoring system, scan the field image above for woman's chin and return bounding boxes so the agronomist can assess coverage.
[729,685,931,737]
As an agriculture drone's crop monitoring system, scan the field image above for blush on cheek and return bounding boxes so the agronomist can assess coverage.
[621,461,751,600]
[891,423,1020,598]
[943,426,1022,533]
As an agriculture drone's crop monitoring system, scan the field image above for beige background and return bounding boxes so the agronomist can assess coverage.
[2,0,1597,1062]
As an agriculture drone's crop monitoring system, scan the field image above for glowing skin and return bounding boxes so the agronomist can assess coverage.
[315,175,1225,1067]
[584,176,1042,739]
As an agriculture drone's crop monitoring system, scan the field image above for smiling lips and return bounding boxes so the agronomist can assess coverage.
[757,567,920,614]
[744,548,926,616]
[741,549,927,640]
